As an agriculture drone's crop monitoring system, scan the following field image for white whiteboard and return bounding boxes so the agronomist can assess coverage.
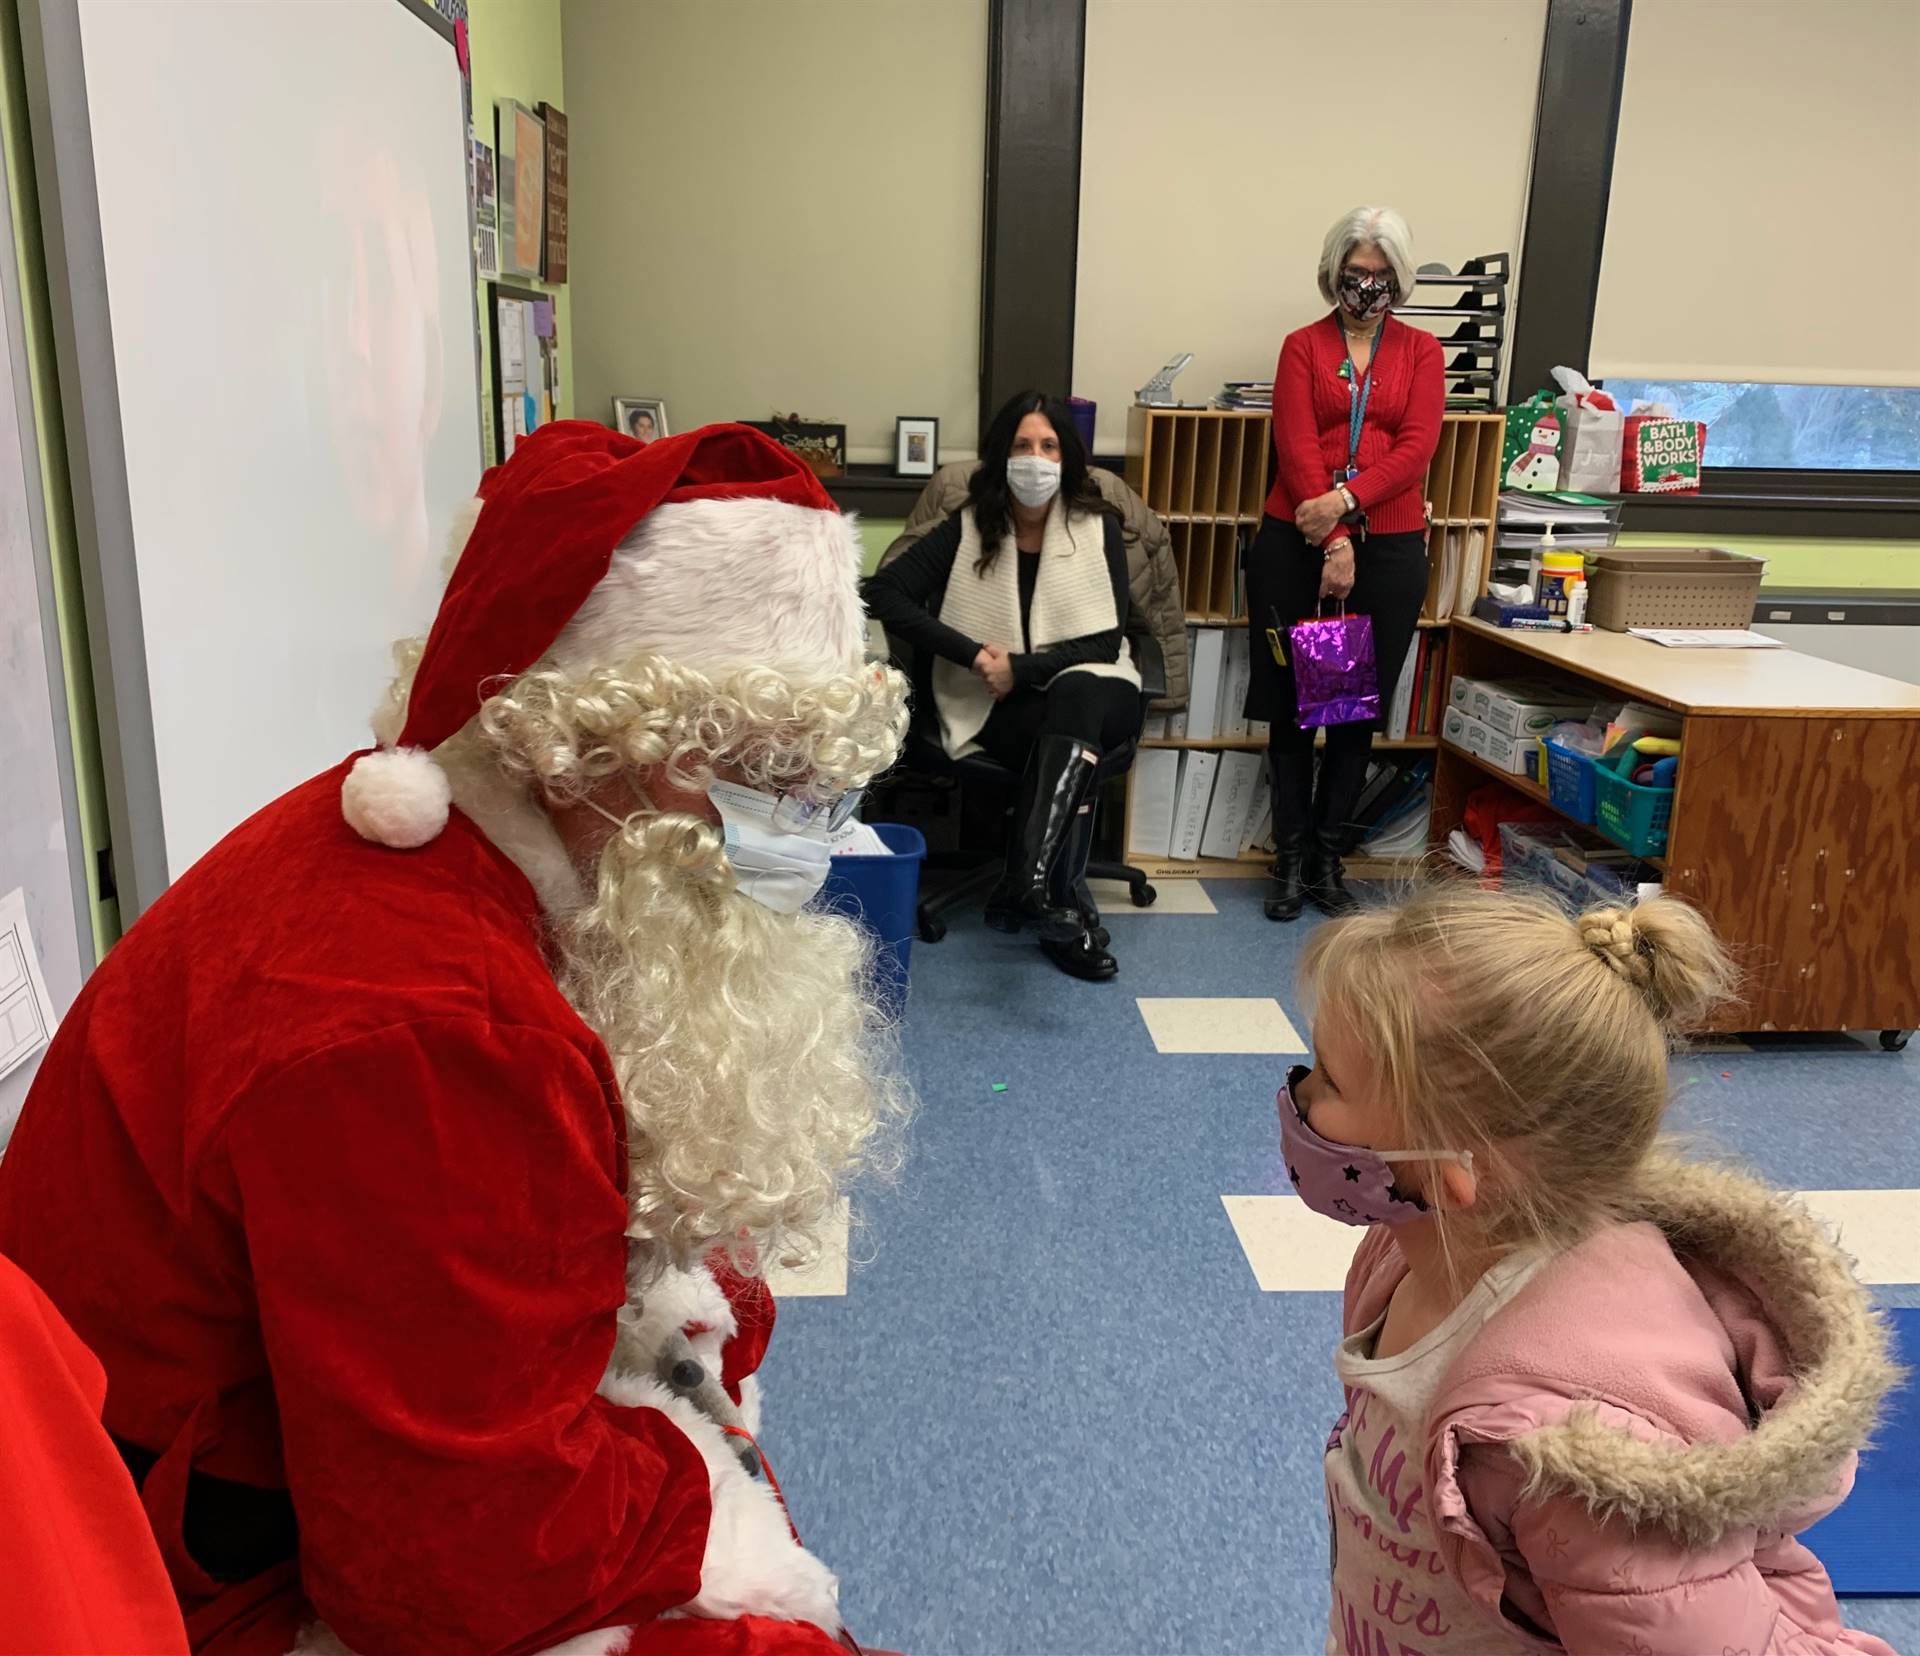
[77,0,482,876]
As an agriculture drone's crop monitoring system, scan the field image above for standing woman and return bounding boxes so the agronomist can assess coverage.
[1246,206,1443,921]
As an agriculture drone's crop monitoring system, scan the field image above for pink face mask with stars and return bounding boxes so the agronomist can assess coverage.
[1277,1064,1473,1228]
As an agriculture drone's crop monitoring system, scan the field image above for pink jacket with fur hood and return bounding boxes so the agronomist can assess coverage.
[1342,1157,1902,1654]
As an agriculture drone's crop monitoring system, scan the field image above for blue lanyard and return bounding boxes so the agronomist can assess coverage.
[1343,319,1386,474]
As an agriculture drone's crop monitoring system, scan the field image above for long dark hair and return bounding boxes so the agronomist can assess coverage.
[965,390,1114,574]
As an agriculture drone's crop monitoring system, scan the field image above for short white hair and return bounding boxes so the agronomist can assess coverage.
[1317,206,1415,307]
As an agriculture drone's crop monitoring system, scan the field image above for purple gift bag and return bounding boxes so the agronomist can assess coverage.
[1290,605,1380,729]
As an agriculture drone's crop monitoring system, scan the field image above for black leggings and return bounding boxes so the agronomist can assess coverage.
[1242,517,1429,759]
[975,671,1143,771]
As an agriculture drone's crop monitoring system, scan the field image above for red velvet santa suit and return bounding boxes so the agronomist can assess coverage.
[0,1253,189,1655]
[0,424,882,1656]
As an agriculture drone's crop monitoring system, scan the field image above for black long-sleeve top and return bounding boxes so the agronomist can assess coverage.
[862,508,1130,690]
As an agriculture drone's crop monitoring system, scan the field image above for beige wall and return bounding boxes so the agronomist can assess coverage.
[561,0,987,464]
[1592,0,1920,386]
[1074,0,1547,453]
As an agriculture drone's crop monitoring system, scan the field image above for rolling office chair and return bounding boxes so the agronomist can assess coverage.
[880,629,1167,945]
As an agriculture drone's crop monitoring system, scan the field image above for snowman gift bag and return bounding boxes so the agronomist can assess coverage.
[1501,391,1563,493]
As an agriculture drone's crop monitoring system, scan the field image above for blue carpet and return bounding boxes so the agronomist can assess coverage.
[1802,1307,1920,1596]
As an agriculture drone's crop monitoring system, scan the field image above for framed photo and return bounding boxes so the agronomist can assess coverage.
[537,102,568,284]
[895,416,938,477]
[613,397,669,444]
[744,417,846,478]
[495,99,546,279]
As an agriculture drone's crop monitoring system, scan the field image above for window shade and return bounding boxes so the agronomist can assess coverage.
[1590,0,1920,388]
[1074,0,1547,454]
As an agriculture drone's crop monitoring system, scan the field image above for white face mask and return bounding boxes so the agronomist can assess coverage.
[583,780,835,915]
[1006,455,1062,509]
[702,781,834,915]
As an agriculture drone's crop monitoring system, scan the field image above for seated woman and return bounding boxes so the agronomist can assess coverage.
[864,391,1142,982]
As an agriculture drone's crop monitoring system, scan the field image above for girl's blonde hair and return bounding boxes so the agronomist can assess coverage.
[1298,888,1734,1263]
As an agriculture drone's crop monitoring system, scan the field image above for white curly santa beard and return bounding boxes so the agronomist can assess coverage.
[551,809,902,1277]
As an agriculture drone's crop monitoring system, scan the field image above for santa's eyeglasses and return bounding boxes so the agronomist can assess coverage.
[767,786,865,834]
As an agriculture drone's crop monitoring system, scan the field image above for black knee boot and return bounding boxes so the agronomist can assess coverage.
[1306,742,1372,917]
[1039,792,1117,980]
[986,735,1097,943]
[1264,745,1315,923]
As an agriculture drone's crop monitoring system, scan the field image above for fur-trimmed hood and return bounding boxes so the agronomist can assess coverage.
[1500,1155,1902,1548]
[1347,1155,1902,1551]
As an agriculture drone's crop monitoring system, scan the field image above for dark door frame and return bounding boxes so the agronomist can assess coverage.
[978,0,1086,441]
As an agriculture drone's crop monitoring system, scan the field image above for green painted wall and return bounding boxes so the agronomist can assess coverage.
[858,517,903,576]
[0,0,117,953]
[1617,533,1919,592]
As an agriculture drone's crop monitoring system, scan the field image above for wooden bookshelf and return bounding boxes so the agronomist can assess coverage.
[1116,405,1496,885]
[1125,407,1506,625]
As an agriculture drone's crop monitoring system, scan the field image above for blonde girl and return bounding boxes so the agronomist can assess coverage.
[1285,889,1898,1654]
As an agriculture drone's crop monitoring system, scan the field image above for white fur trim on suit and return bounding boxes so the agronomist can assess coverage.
[598,1372,842,1636]
[552,498,869,683]
[930,500,1139,758]
[339,746,451,848]
[441,495,485,581]
[291,1626,633,1656]
[612,1257,736,1385]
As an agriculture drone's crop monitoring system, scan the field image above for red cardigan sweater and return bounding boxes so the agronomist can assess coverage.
[1264,312,1445,545]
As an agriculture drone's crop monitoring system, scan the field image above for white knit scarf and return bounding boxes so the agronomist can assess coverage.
[930,499,1139,758]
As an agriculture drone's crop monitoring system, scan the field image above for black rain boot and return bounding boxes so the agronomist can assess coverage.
[1265,837,1307,922]
[1039,794,1117,980]
[985,735,1097,943]
[1306,743,1371,917]
[1263,746,1315,923]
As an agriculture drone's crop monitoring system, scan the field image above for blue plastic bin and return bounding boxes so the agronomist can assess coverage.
[1542,737,1599,825]
[815,824,927,1022]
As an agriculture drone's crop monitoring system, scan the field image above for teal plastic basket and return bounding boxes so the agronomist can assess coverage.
[1594,766,1674,857]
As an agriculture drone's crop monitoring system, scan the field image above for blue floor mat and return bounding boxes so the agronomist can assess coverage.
[1803,1306,1919,1596]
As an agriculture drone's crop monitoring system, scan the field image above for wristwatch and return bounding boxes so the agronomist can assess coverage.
[1337,483,1359,514]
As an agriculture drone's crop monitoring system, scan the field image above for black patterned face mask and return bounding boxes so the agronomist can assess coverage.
[1338,271,1395,320]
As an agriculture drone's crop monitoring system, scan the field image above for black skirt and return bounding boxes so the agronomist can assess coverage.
[1242,517,1429,730]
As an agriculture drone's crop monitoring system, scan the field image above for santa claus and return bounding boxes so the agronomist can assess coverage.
[0,422,911,1656]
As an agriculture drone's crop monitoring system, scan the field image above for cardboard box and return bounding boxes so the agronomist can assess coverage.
[1448,673,1483,714]
[1480,682,1591,740]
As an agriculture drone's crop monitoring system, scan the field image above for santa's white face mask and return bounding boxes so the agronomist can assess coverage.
[582,780,836,915]
[1006,455,1062,509]
[703,780,835,914]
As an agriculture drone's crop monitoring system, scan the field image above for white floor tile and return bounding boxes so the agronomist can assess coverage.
[1798,1189,1920,1284]
[763,1198,850,1298]
[1222,1195,1362,1291]
[1137,996,1307,1054]
[1089,878,1217,915]
[1224,1188,1920,1293]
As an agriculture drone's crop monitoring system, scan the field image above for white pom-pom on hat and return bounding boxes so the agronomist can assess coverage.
[340,747,451,848]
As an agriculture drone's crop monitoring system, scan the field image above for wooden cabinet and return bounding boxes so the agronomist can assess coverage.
[1434,620,1920,1035]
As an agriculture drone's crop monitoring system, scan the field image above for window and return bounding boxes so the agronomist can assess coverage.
[1600,380,1920,472]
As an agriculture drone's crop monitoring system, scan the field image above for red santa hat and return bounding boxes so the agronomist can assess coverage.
[342,420,864,850]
